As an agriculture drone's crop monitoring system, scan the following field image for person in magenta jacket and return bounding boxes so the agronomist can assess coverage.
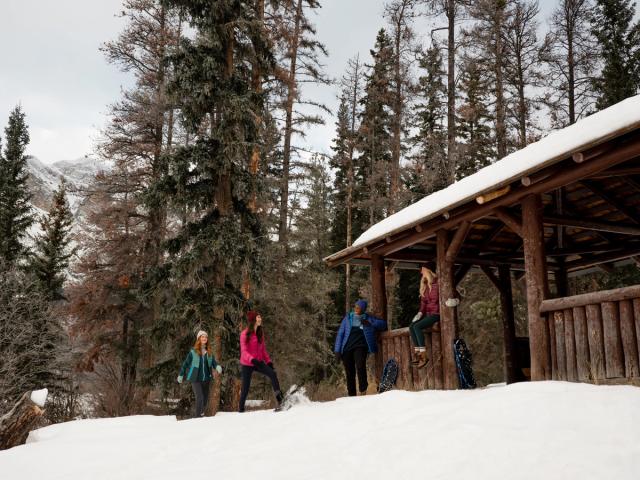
[409,262,441,368]
[238,310,283,412]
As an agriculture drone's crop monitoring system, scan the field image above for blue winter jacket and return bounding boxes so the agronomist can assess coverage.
[334,312,387,354]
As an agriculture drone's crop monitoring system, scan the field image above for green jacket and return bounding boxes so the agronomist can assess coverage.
[179,349,219,382]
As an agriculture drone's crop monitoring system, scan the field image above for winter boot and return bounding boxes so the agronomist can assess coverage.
[411,348,426,366]
[416,350,429,369]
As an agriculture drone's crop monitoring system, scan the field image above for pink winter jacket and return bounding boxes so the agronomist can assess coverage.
[240,328,272,367]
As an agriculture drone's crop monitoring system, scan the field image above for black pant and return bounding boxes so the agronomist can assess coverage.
[191,380,210,418]
[342,347,368,396]
[239,363,281,412]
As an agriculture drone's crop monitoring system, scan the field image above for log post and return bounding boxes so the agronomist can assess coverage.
[498,266,518,384]
[371,254,387,381]
[522,194,551,380]
[437,229,458,389]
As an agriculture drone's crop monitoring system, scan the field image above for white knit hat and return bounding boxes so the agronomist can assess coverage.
[196,330,208,339]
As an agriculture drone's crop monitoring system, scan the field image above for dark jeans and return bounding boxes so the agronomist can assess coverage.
[191,380,210,418]
[239,363,281,412]
[409,314,440,348]
[342,347,368,396]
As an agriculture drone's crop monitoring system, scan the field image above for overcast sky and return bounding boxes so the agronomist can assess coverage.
[1,0,556,164]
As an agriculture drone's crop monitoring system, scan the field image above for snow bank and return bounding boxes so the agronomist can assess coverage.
[2,382,639,480]
[352,95,640,248]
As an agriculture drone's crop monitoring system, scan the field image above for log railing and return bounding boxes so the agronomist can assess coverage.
[539,285,640,382]
[376,325,444,391]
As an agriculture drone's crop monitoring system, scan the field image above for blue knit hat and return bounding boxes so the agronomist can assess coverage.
[355,299,368,312]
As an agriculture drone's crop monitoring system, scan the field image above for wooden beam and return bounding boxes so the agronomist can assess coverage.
[589,166,640,179]
[445,221,471,262]
[480,265,502,291]
[522,194,551,381]
[543,214,640,235]
[437,229,458,390]
[454,264,472,287]
[540,285,640,312]
[565,245,640,271]
[581,179,640,225]
[493,207,523,237]
[476,186,511,205]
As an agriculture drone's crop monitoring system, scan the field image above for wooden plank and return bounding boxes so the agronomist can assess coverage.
[573,306,591,382]
[563,309,578,382]
[586,304,606,380]
[554,311,567,381]
[401,335,414,390]
[601,301,625,378]
[619,300,640,378]
[634,299,640,363]
[432,330,444,390]
[540,285,640,312]
[394,336,405,388]
[548,313,558,380]
[522,194,551,380]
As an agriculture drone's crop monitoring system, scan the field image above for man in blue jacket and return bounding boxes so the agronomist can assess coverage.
[334,299,387,396]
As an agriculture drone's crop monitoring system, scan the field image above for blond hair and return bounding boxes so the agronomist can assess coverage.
[419,268,436,298]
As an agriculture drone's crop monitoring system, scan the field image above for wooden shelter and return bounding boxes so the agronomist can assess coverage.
[325,96,640,390]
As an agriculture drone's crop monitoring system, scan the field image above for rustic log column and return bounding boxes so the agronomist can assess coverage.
[370,254,387,322]
[498,265,518,384]
[522,194,551,380]
[481,265,518,384]
[437,229,458,389]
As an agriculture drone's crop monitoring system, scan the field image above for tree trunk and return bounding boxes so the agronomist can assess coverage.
[446,0,457,184]
[0,390,47,450]
[495,4,507,159]
[278,0,304,248]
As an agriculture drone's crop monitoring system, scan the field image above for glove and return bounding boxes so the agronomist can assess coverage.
[251,359,265,368]
[335,351,342,362]
[445,298,460,307]
[267,362,274,370]
[411,312,423,323]
[177,375,183,384]
[215,365,223,374]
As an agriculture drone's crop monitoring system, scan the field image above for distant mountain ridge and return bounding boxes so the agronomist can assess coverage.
[26,155,109,218]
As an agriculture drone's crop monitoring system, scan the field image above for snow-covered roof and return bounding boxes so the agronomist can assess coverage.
[345,95,640,252]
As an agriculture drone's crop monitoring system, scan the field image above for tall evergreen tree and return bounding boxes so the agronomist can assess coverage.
[407,45,448,198]
[0,106,33,266]
[30,181,74,300]
[357,29,394,227]
[156,0,273,412]
[591,0,640,108]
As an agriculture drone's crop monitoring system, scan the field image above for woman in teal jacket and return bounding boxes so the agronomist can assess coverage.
[178,330,223,418]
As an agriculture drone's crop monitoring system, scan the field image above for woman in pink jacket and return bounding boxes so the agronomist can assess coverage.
[239,310,283,412]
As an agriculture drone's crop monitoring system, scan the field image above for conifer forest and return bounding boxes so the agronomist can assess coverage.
[2,0,640,420]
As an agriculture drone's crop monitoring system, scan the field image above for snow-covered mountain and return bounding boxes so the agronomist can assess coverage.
[26,155,108,219]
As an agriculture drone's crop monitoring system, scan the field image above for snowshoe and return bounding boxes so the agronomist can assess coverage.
[377,358,399,393]
[274,384,302,412]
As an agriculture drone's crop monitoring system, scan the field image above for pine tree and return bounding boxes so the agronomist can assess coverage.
[542,0,598,126]
[408,45,448,198]
[30,181,74,300]
[457,59,496,178]
[156,0,273,412]
[591,0,640,108]
[0,106,34,266]
[357,29,394,227]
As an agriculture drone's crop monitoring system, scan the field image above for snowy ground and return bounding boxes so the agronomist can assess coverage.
[1,382,639,480]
